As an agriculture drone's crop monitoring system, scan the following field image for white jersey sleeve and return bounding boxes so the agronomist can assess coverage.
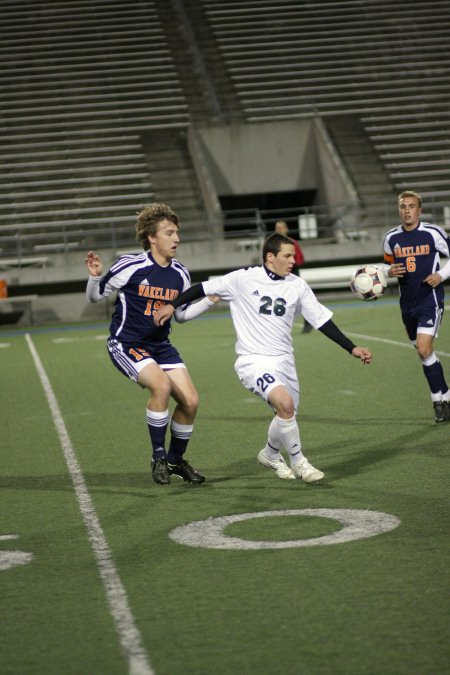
[203,267,332,357]
[174,297,215,323]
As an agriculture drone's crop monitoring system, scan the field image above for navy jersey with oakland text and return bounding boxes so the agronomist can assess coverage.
[98,252,190,343]
[383,221,450,312]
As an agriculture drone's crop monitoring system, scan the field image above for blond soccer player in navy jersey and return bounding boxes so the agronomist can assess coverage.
[85,203,214,486]
[383,191,450,423]
[155,233,372,484]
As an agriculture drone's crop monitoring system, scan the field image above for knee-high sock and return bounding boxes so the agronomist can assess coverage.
[146,408,169,459]
[421,353,449,400]
[168,420,193,464]
[274,415,304,464]
[264,416,282,459]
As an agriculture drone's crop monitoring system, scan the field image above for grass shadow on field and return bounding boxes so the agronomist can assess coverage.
[0,469,241,498]
[299,413,436,426]
[323,424,439,480]
[0,474,74,491]
[0,472,150,497]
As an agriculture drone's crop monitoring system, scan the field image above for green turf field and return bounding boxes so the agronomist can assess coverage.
[1,298,449,675]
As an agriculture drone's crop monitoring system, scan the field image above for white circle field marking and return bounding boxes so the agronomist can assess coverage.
[0,535,34,571]
[169,509,400,550]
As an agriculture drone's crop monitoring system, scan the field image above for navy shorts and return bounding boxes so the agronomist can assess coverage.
[402,304,444,341]
[107,337,185,382]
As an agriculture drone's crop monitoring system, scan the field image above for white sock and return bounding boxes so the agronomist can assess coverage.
[146,408,169,426]
[275,415,304,465]
[264,417,282,459]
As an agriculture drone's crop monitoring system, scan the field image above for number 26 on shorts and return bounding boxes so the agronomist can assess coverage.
[256,372,275,393]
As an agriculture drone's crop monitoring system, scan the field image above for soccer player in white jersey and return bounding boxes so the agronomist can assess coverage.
[85,203,214,486]
[155,233,372,483]
[383,190,450,423]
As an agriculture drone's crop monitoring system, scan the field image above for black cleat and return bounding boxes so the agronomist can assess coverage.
[433,401,448,423]
[151,458,170,484]
[168,459,205,484]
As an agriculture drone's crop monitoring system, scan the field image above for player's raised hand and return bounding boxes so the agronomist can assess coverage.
[154,304,175,326]
[352,347,372,364]
[85,250,103,276]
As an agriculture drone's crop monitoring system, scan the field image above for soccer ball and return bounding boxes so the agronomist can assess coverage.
[350,264,387,301]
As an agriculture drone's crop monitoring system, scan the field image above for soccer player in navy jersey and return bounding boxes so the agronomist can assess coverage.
[154,233,372,484]
[383,190,450,423]
[85,203,213,485]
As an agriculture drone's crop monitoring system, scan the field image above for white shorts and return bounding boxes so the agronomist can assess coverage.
[234,354,300,409]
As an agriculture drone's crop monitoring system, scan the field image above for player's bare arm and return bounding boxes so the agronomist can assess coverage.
[85,250,103,276]
[351,347,372,365]
[317,319,372,365]
[154,282,207,326]
[155,294,219,326]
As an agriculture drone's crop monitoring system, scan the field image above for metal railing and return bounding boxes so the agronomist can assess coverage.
[0,198,447,263]
[222,208,267,239]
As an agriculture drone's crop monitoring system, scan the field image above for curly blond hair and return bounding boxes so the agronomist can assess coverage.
[135,203,179,250]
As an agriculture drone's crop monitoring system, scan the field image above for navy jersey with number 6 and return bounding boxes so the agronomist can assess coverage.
[383,221,450,313]
[97,252,190,343]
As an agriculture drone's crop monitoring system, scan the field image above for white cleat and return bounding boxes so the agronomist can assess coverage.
[291,457,325,484]
[257,449,296,480]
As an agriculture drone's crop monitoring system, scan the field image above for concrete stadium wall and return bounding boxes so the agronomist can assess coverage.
[195,119,329,196]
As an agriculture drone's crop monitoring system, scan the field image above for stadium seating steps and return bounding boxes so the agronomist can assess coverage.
[0,0,449,263]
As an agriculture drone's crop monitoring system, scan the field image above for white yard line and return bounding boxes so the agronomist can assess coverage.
[346,331,450,358]
[25,333,154,675]
[294,322,450,358]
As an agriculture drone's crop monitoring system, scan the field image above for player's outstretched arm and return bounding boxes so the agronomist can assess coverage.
[318,319,372,364]
[351,346,372,365]
[154,304,175,326]
[175,295,220,323]
[154,282,206,326]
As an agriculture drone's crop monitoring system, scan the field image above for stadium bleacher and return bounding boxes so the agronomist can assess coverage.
[200,0,450,216]
[0,0,189,260]
[0,0,449,279]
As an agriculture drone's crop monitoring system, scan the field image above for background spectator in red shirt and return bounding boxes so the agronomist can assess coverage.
[275,220,312,333]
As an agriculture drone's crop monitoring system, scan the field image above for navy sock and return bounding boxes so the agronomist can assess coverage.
[422,356,448,395]
[167,421,193,464]
[146,409,169,459]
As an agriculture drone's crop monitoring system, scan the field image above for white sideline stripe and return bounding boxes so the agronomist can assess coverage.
[346,331,450,358]
[25,333,154,675]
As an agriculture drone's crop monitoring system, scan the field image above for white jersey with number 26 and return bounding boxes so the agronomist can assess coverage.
[202,266,332,357]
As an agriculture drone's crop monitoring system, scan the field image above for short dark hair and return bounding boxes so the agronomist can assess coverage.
[262,233,293,262]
